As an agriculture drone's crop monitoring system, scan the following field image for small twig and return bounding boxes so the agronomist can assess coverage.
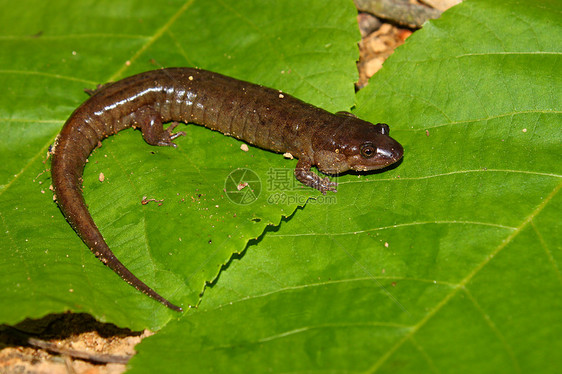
[28,337,132,364]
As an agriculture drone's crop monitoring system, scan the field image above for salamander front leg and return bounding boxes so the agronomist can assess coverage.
[294,158,337,195]
[166,122,186,141]
[135,106,186,147]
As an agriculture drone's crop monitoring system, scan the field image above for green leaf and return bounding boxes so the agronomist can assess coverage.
[128,0,561,373]
[1,0,561,372]
[0,0,360,331]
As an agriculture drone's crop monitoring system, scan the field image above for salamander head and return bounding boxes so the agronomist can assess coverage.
[312,116,404,174]
[344,121,404,172]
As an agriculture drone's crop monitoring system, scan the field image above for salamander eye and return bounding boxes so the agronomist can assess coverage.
[376,123,390,135]
[360,143,376,158]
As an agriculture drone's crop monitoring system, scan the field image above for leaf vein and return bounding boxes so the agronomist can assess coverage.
[408,336,440,374]
[367,180,562,373]
[256,322,411,344]
[463,288,521,373]
[0,33,149,41]
[340,168,562,185]
[270,220,517,237]
[398,110,562,131]
[456,51,562,57]
[0,69,96,85]
[207,277,458,312]
[109,0,196,81]
[531,221,562,287]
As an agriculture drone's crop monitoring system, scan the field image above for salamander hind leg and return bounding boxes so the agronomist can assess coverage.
[294,158,337,195]
[134,106,186,147]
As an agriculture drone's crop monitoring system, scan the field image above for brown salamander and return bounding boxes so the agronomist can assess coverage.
[51,67,403,311]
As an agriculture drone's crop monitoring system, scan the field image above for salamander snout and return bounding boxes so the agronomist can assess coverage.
[376,138,403,163]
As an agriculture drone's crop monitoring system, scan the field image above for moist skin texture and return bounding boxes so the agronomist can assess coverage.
[51,67,404,311]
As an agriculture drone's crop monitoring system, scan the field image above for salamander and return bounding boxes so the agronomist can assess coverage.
[51,67,404,312]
